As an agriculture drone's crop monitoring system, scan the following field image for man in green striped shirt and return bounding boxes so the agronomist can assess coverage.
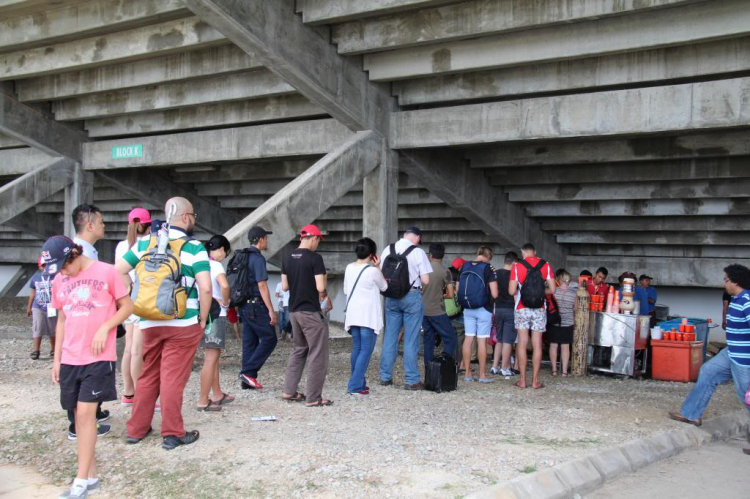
[115,197,212,451]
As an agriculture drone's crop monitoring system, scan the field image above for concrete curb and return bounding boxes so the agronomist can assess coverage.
[469,410,750,499]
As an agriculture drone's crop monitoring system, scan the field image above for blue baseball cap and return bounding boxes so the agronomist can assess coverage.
[40,235,76,276]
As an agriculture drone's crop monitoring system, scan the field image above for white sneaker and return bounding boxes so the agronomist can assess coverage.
[59,482,88,499]
[490,367,501,375]
[501,368,515,377]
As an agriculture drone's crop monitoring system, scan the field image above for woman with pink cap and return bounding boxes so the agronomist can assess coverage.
[115,207,152,407]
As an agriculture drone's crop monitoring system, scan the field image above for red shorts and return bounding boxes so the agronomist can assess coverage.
[226,307,238,324]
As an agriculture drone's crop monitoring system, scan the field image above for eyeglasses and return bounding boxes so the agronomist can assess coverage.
[724,277,731,283]
[184,212,198,220]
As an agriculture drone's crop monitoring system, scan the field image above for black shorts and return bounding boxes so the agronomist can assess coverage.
[59,361,117,411]
[546,325,574,345]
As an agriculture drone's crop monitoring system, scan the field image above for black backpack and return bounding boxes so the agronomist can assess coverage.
[226,249,253,307]
[380,244,417,299]
[519,259,547,309]
[546,293,561,326]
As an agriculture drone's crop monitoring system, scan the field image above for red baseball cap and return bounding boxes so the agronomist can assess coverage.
[128,207,152,224]
[451,257,467,270]
[299,224,325,240]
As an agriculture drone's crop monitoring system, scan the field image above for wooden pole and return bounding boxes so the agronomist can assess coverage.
[571,286,591,376]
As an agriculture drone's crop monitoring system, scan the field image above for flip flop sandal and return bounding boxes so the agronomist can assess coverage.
[282,392,306,402]
[552,372,558,377]
[514,381,526,389]
[533,383,546,390]
[561,373,569,378]
[30,351,40,360]
[215,393,235,406]
[463,377,475,382]
[478,378,494,383]
[196,400,222,412]
[305,399,333,407]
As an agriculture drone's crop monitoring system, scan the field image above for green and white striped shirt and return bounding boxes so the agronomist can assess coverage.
[123,227,210,330]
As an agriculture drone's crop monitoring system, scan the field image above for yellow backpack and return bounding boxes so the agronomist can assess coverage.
[131,236,191,320]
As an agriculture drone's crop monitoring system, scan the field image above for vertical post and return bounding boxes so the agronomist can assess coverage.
[63,163,93,237]
[571,286,591,376]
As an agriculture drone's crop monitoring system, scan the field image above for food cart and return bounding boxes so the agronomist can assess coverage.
[587,311,650,376]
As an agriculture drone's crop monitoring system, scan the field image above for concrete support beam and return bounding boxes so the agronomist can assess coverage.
[334,0,700,55]
[301,0,461,25]
[507,179,750,202]
[557,232,748,246]
[183,0,392,133]
[0,263,37,297]
[0,17,227,80]
[566,256,750,287]
[568,244,750,260]
[0,147,53,175]
[82,119,352,169]
[390,77,750,149]
[5,209,63,240]
[363,147,399,252]
[364,0,750,81]
[17,45,260,102]
[85,94,326,137]
[63,163,93,237]
[399,149,566,265]
[0,133,24,149]
[95,169,241,235]
[53,70,296,121]
[488,157,750,186]
[223,131,382,255]
[0,0,190,53]
[0,157,76,226]
[541,216,750,232]
[169,159,316,183]
[395,36,750,106]
[0,91,88,161]
[468,130,750,167]
[524,199,750,218]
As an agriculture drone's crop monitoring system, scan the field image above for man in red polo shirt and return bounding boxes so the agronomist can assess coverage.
[587,267,609,299]
[509,243,555,389]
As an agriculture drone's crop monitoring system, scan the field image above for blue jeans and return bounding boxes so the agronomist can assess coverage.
[348,326,377,393]
[422,314,457,367]
[240,302,278,378]
[680,348,750,420]
[277,306,289,335]
[380,291,424,385]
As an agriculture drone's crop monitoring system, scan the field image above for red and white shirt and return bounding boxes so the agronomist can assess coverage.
[512,257,554,310]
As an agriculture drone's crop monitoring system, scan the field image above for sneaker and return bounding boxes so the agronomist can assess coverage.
[121,395,134,407]
[404,382,425,391]
[379,379,393,387]
[68,424,111,441]
[490,367,501,375]
[59,482,88,499]
[125,427,153,445]
[86,479,100,494]
[239,374,263,390]
[96,410,110,423]
[501,368,515,377]
[162,430,200,450]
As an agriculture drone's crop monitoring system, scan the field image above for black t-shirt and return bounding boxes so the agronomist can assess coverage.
[723,291,731,302]
[494,268,514,310]
[281,248,327,313]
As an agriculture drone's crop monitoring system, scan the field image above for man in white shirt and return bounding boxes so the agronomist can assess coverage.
[275,281,291,339]
[71,203,106,261]
[378,227,432,390]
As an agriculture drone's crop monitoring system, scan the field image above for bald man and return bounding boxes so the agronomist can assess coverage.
[116,197,212,450]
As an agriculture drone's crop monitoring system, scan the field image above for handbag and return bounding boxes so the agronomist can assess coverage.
[344,264,372,314]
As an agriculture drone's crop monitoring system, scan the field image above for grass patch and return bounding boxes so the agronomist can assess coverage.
[519,465,537,474]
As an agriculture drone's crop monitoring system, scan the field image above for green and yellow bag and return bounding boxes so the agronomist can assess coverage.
[131,236,190,320]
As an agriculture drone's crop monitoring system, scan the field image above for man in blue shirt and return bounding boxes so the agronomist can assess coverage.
[639,274,657,315]
[239,226,278,390]
[669,264,750,456]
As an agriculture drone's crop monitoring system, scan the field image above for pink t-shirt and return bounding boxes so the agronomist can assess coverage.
[51,261,128,366]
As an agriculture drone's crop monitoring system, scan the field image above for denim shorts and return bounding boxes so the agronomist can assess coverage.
[493,307,517,344]
[464,307,493,338]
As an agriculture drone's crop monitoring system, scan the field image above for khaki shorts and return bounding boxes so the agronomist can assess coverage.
[32,308,56,338]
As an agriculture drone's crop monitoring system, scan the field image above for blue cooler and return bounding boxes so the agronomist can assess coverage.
[657,318,709,362]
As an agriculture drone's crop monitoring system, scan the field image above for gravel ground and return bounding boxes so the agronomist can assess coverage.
[0,305,742,498]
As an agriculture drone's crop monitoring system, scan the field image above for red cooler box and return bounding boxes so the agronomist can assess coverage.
[651,340,704,382]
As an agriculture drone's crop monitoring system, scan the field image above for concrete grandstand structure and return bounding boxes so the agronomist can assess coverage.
[1,0,749,295]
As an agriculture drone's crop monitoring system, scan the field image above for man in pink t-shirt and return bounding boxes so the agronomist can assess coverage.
[46,236,132,499]
[509,243,555,390]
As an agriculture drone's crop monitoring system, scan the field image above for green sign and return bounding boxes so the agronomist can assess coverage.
[111,144,143,159]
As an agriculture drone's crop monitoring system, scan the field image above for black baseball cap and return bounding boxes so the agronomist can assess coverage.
[248,225,272,242]
[405,226,422,237]
[41,235,76,276]
[639,274,653,281]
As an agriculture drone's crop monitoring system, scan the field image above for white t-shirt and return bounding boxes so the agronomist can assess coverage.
[344,263,388,333]
[275,282,290,307]
[115,239,137,281]
[379,239,432,288]
[74,237,98,261]
[209,259,227,317]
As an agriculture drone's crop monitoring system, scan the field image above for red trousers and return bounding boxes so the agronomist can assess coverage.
[126,323,203,438]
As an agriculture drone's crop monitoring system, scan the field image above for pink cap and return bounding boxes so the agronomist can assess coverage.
[299,224,325,240]
[128,207,152,224]
[451,257,467,270]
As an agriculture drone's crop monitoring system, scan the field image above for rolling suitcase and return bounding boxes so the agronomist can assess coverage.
[425,352,458,393]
